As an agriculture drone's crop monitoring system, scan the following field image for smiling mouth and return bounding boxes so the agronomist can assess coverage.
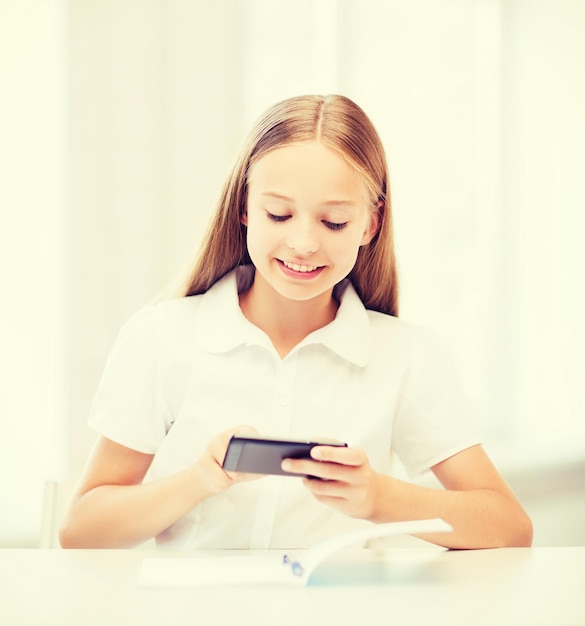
[280,260,321,273]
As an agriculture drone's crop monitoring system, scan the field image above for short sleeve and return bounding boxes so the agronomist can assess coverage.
[392,327,482,477]
[87,306,168,453]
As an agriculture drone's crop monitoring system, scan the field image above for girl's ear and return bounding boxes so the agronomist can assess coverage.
[240,209,248,226]
[360,201,382,245]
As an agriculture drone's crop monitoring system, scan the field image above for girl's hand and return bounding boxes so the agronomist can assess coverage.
[281,445,383,520]
[193,425,264,498]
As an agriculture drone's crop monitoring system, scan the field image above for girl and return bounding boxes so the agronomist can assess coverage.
[60,95,532,550]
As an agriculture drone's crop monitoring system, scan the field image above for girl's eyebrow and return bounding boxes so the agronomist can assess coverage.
[261,191,294,202]
[321,200,356,208]
[260,191,356,208]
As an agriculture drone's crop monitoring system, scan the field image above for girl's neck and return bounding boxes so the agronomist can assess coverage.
[239,274,338,359]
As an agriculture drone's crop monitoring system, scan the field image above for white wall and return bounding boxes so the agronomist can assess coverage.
[1,0,583,546]
[0,0,68,545]
[500,0,585,457]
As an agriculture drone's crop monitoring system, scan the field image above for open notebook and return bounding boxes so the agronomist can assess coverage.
[138,518,451,588]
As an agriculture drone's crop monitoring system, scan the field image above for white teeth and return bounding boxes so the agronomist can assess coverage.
[283,261,319,273]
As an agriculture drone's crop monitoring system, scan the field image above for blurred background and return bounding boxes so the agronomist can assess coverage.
[1,0,583,548]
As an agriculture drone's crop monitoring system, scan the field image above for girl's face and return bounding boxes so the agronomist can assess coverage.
[243,141,378,304]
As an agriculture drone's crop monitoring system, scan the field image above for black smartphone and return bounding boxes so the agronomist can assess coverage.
[222,434,348,476]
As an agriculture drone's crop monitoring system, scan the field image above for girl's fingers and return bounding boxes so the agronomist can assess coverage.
[211,425,259,464]
[282,445,367,478]
[282,458,340,480]
[282,459,363,483]
[310,445,366,466]
[302,476,346,496]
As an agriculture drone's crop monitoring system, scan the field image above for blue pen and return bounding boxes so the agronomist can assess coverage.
[282,553,305,577]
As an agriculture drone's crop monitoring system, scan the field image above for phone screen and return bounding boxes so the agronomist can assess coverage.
[222,435,347,476]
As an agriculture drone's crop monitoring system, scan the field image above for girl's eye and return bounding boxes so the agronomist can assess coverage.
[267,212,291,223]
[323,220,348,231]
[266,212,346,231]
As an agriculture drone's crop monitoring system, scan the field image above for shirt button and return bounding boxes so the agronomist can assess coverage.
[279,397,290,407]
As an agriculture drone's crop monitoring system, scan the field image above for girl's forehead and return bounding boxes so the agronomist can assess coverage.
[252,140,348,166]
[248,141,367,195]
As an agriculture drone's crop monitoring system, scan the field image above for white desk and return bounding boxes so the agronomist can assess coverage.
[0,547,583,626]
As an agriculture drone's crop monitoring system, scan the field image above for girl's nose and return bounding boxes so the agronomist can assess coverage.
[286,226,319,255]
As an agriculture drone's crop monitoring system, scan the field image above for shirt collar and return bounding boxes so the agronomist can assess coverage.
[296,279,370,366]
[193,266,371,366]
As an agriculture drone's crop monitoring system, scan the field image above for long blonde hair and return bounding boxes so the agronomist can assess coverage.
[179,94,399,316]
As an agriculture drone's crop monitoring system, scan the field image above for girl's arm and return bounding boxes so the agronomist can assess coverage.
[283,444,533,549]
[59,427,258,549]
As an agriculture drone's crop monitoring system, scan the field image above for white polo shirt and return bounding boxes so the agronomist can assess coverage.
[88,266,481,549]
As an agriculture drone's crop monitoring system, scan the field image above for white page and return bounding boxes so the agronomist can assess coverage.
[138,518,452,588]
[139,552,299,588]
